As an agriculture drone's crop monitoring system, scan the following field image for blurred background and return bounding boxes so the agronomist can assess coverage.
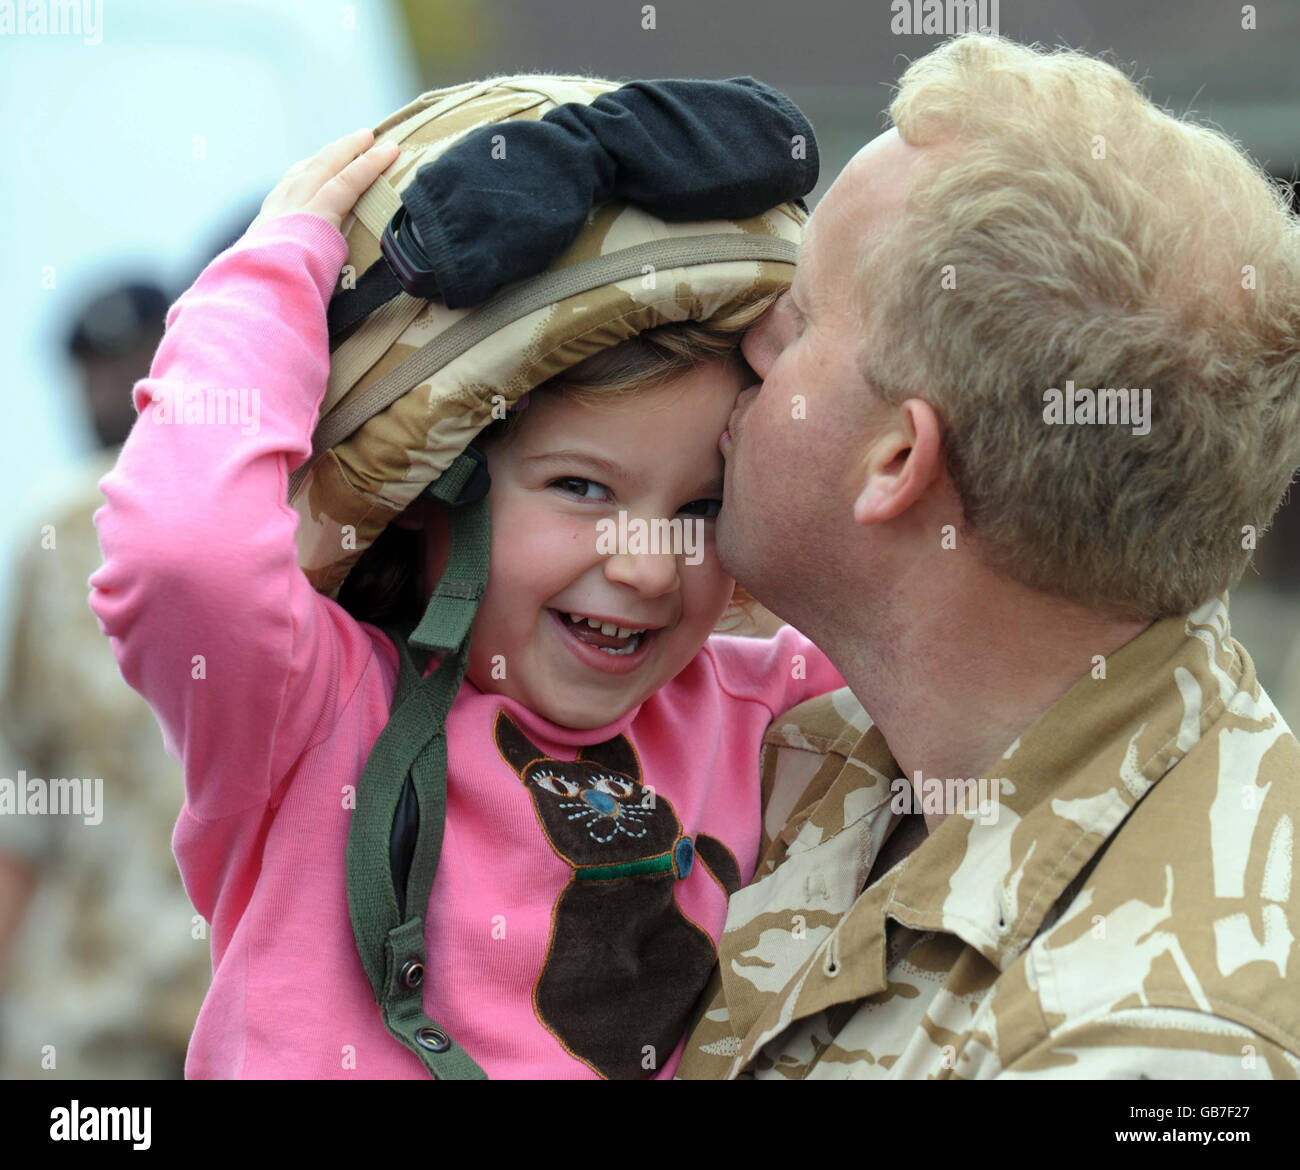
[0,0,1296,1078]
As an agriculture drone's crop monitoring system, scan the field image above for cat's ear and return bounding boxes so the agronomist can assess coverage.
[494,711,544,777]
[578,735,640,780]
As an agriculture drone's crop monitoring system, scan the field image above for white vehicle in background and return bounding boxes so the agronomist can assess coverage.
[0,0,419,665]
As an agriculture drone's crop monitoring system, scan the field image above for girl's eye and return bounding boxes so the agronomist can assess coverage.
[679,498,722,520]
[551,477,610,501]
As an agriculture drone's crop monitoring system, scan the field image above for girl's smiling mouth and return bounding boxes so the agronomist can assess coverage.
[547,609,662,674]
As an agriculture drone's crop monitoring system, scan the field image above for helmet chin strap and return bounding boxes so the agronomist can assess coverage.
[344,449,491,1079]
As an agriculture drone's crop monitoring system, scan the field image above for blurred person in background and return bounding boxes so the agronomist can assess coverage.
[0,280,210,1079]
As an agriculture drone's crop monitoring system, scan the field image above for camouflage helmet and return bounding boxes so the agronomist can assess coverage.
[286,74,805,599]
[306,76,808,1079]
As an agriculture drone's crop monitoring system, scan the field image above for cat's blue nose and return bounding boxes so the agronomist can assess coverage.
[583,789,618,816]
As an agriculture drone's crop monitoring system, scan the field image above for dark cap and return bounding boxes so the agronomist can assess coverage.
[66,282,170,362]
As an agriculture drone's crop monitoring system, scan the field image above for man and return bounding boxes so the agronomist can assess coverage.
[0,282,211,1078]
[679,33,1300,1078]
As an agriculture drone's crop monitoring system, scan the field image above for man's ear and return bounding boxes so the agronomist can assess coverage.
[852,398,944,526]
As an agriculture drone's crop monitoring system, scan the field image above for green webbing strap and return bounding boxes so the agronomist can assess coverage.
[345,451,491,1079]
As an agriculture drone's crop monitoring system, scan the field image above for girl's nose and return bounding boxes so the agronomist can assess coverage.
[602,548,681,597]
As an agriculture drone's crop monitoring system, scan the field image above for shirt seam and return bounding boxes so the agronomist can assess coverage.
[761,734,845,756]
[703,641,785,721]
[297,614,380,762]
[1005,994,1300,1069]
[1025,887,1300,1057]
[268,444,388,810]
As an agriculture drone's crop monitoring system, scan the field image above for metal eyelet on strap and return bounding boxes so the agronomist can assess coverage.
[822,933,841,978]
[399,959,425,989]
[415,1026,451,1053]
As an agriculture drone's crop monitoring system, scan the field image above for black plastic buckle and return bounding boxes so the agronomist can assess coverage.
[426,445,491,508]
[381,204,443,301]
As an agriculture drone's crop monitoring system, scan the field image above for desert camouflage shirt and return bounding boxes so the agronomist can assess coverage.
[0,451,209,1078]
[678,596,1300,1079]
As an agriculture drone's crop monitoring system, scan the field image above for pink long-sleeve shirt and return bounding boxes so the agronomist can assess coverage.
[88,212,843,1079]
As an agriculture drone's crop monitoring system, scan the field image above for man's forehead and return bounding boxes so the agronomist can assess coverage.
[839,128,925,206]
[799,128,927,292]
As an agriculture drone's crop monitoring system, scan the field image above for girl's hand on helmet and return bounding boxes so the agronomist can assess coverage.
[250,128,401,233]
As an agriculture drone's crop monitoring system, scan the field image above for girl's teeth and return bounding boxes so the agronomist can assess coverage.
[566,613,646,638]
[556,611,647,655]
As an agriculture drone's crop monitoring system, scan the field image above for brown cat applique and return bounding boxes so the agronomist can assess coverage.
[493,710,741,1079]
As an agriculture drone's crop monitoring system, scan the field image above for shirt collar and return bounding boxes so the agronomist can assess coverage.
[468,681,643,754]
[879,598,1243,968]
[721,596,1251,1062]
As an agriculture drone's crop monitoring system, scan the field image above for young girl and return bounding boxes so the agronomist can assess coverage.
[90,130,842,1079]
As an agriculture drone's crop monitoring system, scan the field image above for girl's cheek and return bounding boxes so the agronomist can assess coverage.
[682,549,735,621]
[493,497,556,554]
[492,505,598,596]
[523,507,604,560]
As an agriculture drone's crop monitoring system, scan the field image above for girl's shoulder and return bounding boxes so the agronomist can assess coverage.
[696,625,845,716]
[701,623,818,673]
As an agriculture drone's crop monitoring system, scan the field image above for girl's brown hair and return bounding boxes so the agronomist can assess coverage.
[337,294,781,632]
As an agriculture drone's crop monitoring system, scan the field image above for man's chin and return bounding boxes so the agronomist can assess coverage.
[716,508,756,588]
[717,506,794,624]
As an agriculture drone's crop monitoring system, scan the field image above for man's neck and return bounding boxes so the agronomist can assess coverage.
[817,557,1153,834]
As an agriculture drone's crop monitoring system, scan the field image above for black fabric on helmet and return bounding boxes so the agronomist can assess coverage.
[326,75,819,339]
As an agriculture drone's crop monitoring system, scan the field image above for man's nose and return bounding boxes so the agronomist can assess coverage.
[733,384,760,416]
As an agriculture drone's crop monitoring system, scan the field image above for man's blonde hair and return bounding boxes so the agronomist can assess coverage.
[862,33,1300,619]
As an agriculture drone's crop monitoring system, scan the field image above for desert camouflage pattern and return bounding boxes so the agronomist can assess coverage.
[677,596,1300,1079]
[0,451,210,1078]
[291,76,804,598]
[1278,621,1300,735]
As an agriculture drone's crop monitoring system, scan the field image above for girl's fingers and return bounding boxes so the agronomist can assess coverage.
[251,131,395,232]
[306,127,376,179]
[311,141,401,222]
